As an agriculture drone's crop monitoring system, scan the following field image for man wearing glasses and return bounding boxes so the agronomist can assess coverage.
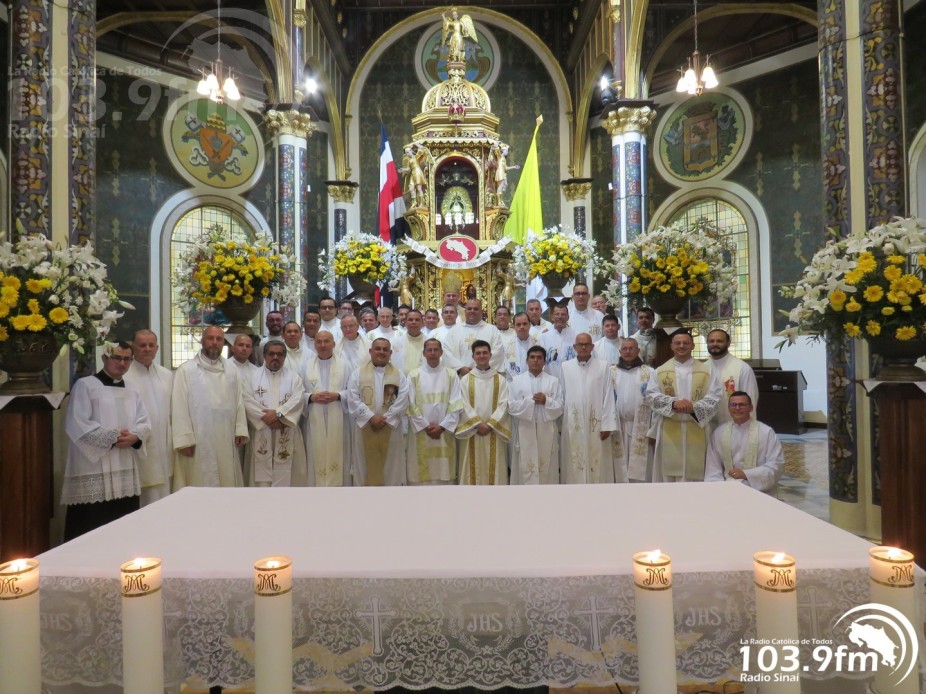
[61,341,151,540]
[566,283,604,339]
[705,392,784,495]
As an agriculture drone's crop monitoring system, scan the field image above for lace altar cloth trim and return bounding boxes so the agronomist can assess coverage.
[40,569,887,689]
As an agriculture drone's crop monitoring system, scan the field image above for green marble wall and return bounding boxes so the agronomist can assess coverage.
[358,25,561,232]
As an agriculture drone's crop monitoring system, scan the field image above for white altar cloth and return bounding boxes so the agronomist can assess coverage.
[36,484,903,689]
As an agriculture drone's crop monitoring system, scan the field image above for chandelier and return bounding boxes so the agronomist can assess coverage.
[196,0,240,103]
[676,0,718,96]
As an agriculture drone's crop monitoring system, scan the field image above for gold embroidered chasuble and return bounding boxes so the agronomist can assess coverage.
[347,361,409,486]
[406,363,466,484]
[455,369,510,485]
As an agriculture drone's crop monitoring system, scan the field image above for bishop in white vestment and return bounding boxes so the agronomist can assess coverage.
[124,330,174,505]
[346,338,410,486]
[172,326,249,488]
[243,342,307,486]
[645,331,721,482]
[509,346,563,484]
[559,334,619,483]
[406,339,466,484]
[302,332,352,486]
[705,392,783,495]
[456,340,510,485]
[610,338,653,482]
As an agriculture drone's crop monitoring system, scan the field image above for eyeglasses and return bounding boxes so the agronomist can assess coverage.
[728,402,751,409]
[105,355,133,363]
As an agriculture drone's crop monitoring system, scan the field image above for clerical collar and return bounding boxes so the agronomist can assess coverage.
[95,370,125,387]
[617,358,643,370]
[577,358,592,365]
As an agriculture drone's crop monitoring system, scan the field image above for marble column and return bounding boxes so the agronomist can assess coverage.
[326,181,358,300]
[561,178,594,288]
[818,0,906,539]
[265,109,316,320]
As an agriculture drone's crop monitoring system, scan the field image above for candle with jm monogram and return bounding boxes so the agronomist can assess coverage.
[632,550,676,693]
[0,559,41,694]
[752,551,799,694]
[254,556,293,694]
[868,546,918,694]
[120,557,164,694]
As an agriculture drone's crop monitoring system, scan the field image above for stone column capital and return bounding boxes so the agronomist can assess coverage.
[326,181,359,203]
[603,105,657,136]
[265,109,316,138]
[561,179,593,202]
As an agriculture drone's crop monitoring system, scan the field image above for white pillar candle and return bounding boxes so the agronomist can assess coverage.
[0,559,41,694]
[632,549,676,694]
[868,546,918,694]
[752,551,800,694]
[254,556,293,694]
[120,557,164,694]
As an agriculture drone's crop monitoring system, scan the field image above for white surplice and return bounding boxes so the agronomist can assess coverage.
[171,354,249,488]
[559,358,619,484]
[302,354,352,486]
[592,337,623,366]
[334,333,372,371]
[124,360,174,505]
[406,363,465,484]
[710,353,759,426]
[320,317,343,342]
[346,364,409,486]
[705,420,784,495]
[441,321,505,373]
[243,366,306,487]
[508,371,563,485]
[62,375,151,505]
[456,368,510,485]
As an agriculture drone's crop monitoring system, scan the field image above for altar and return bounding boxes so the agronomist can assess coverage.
[35,483,906,691]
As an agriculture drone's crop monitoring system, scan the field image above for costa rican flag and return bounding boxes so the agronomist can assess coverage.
[377,124,408,244]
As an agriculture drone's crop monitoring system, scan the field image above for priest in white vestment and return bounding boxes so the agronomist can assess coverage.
[62,342,151,540]
[423,308,440,336]
[541,304,577,380]
[282,321,312,375]
[346,338,410,486]
[501,312,539,381]
[406,338,466,484]
[124,330,174,505]
[592,315,623,366]
[334,315,371,370]
[526,299,553,338]
[243,341,307,486]
[257,310,285,364]
[630,307,656,366]
[706,329,759,427]
[495,306,514,341]
[509,345,564,484]
[359,308,378,336]
[301,331,352,486]
[559,333,619,483]
[318,297,343,342]
[441,299,505,374]
[431,304,459,344]
[395,309,428,375]
[566,283,604,339]
[456,340,510,484]
[228,333,259,478]
[610,338,653,482]
[301,311,321,356]
[172,326,249,488]
[645,331,722,482]
[369,306,408,353]
[706,392,784,495]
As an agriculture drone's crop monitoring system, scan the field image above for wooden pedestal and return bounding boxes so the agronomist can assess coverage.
[866,382,926,564]
[0,395,60,561]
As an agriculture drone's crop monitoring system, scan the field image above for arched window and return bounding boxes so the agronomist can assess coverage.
[668,198,752,359]
[168,205,255,368]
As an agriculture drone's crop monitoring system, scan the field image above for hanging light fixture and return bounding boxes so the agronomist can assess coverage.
[676,0,718,96]
[196,0,240,103]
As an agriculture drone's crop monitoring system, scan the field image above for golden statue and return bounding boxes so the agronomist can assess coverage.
[488,143,519,205]
[398,265,421,306]
[494,263,517,308]
[441,8,477,65]
[400,143,433,209]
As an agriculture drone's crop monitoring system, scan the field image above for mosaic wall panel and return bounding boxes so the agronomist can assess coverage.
[69,0,96,245]
[589,125,612,261]
[358,27,560,232]
[278,143,296,252]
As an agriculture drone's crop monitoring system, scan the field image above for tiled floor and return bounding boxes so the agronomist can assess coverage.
[776,427,830,522]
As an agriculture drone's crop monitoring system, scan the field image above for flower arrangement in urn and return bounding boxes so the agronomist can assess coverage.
[778,217,926,379]
[512,225,605,293]
[317,231,407,293]
[603,219,737,316]
[0,227,131,392]
[174,224,305,319]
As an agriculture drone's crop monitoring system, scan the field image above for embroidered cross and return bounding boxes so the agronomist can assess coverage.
[255,386,268,398]
[356,597,397,656]
[573,595,616,651]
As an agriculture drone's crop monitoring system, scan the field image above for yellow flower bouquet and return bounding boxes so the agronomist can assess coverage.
[0,230,130,354]
[174,224,305,316]
[512,226,605,286]
[317,231,407,290]
[778,217,926,345]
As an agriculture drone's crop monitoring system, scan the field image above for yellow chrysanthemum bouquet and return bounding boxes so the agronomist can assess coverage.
[317,231,407,291]
[512,226,605,285]
[779,217,926,345]
[0,228,130,354]
[175,224,305,316]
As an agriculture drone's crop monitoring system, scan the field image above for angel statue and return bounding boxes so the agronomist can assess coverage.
[399,143,433,208]
[494,263,518,309]
[441,8,477,65]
